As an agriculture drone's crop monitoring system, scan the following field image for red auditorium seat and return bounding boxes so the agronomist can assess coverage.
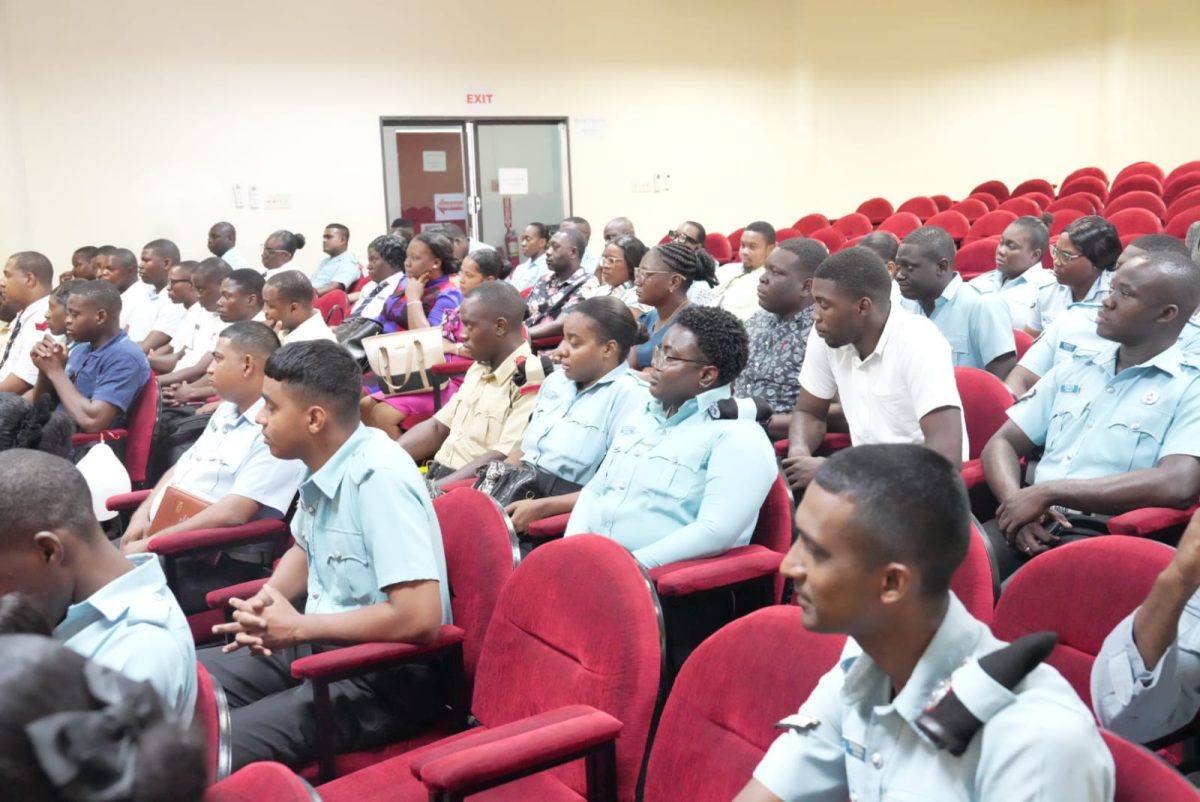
[1060,175,1109,202]
[1101,730,1200,802]
[808,226,846,252]
[1109,208,1163,240]
[72,374,158,488]
[1021,190,1054,210]
[967,192,999,211]
[1166,187,1200,221]
[1167,160,1200,184]
[1104,191,1167,220]
[954,367,1014,517]
[949,197,989,223]
[640,607,846,802]
[998,196,1042,216]
[952,237,1000,281]
[896,196,938,221]
[1013,328,1034,360]
[1063,166,1108,186]
[1114,160,1166,185]
[314,289,349,326]
[855,197,894,225]
[931,194,953,211]
[1106,503,1199,542]
[774,227,802,243]
[971,179,1010,202]
[704,232,733,264]
[196,664,233,783]
[843,234,866,250]
[1049,208,1086,237]
[1047,194,1099,215]
[1109,174,1164,198]
[316,535,664,802]
[877,212,921,239]
[1164,171,1200,205]
[956,522,999,622]
[206,762,321,801]
[925,210,971,243]
[1165,206,1200,239]
[831,212,872,238]
[1012,178,1056,198]
[965,210,1018,244]
[791,213,829,236]
[728,227,745,256]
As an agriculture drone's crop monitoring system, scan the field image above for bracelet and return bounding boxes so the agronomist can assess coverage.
[406,301,422,306]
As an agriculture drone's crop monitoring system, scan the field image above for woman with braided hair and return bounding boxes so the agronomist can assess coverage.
[629,240,718,371]
[0,392,73,457]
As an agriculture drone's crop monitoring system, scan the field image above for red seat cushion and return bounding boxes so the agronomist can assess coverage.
[648,545,783,597]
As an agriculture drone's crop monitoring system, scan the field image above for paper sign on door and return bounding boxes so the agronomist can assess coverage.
[498,167,529,195]
[434,193,466,220]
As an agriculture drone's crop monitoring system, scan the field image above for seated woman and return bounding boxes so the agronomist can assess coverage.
[586,234,648,315]
[261,229,306,280]
[1027,215,1121,335]
[499,296,650,532]
[376,231,462,334]
[567,305,776,568]
[349,233,408,319]
[359,243,501,439]
[629,241,718,372]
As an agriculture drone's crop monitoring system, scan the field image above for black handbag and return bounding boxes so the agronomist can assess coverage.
[473,461,540,506]
[333,317,383,365]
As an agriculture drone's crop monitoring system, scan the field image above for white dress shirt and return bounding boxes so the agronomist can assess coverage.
[351,273,403,319]
[119,282,152,338]
[282,311,336,344]
[169,305,223,370]
[126,284,186,343]
[220,246,250,271]
[0,294,50,386]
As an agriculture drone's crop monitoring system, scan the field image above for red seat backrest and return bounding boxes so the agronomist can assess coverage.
[313,289,348,326]
[952,522,997,624]
[855,197,894,225]
[792,213,829,235]
[953,237,1000,281]
[471,535,664,802]
[1167,160,1200,185]
[1165,205,1200,239]
[1114,161,1165,185]
[1108,208,1163,239]
[728,227,745,256]
[641,607,846,802]
[949,197,989,223]
[991,537,1173,708]
[1012,178,1055,198]
[1164,171,1200,205]
[809,226,846,252]
[1049,207,1086,237]
[954,367,1013,461]
[1013,328,1034,360]
[125,374,159,485]
[1109,174,1163,198]
[1060,175,1109,201]
[1063,166,1108,186]
[967,210,1019,242]
[1102,730,1200,802]
[968,192,999,211]
[896,196,938,222]
[704,232,733,264]
[206,761,318,802]
[1104,191,1167,220]
[832,213,872,238]
[971,180,1010,202]
[877,212,922,239]
[1047,194,1099,215]
[931,194,953,211]
[926,210,971,242]
[751,474,795,601]
[775,227,802,243]
[1166,186,1200,221]
[195,663,231,783]
[998,196,1042,216]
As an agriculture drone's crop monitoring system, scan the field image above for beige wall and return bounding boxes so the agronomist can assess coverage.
[1,0,1198,269]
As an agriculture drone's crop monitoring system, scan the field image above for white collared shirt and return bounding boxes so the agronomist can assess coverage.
[0,294,50,386]
[126,284,186,342]
[969,267,1057,330]
[169,305,223,369]
[282,310,336,344]
[220,246,250,271]
[799,306,968,459]
[351,273,402,319]
[718,265,766,321]
[119,282,152,337]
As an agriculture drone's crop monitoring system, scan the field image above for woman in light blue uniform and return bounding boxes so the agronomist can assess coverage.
[1027,215,1121,334]
[501,296,650,532]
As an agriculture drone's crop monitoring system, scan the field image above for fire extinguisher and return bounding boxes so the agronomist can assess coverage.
[503,197,519,266]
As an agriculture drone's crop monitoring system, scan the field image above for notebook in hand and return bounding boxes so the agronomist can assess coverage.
[148,485,211,535]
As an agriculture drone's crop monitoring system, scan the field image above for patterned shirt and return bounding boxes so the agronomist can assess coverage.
[735,306,814,414]
[526,266,598,326]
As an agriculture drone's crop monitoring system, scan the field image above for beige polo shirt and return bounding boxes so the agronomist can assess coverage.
[432,342,538,469]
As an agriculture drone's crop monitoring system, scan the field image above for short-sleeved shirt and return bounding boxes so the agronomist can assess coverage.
[148,399,304,520]
[1006,343,1200,484]
[292,424,451,620]
[735,305,814,414]
[311,251,362,291]
[507,254,549,294]
[632,307,679,370]
[566,384,777,569]
[0,294,49,387]
[754,594,1113,802]
[376,274,461,334]
[281,311,336,344]
[902,274,1016,369]
[350,273,403,320]
[799,307,969,459]
[432,342,539,469]
[584,280,647,315]
[170,305,224,370]
[1029,270,1112,333]
[66,331,151,424]
[718,265,765,321]
[520,363,649,485]
[525,267,597,326]
[119,282,151,337]
[219,246,250,271]
[126,284,186,343]
[55,553,197,723]
[968,266,1057,330]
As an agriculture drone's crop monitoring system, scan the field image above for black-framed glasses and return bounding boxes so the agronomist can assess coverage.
[168,278,193,285]
[652,346,710,369]
[670,230,702,246]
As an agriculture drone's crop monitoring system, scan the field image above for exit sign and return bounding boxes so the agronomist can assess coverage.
[466,91,494,105]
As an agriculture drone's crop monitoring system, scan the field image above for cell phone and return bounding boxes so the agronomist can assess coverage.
[1045,521,1065,537]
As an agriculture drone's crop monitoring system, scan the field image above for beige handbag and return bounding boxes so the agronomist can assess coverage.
[363,326,445,395]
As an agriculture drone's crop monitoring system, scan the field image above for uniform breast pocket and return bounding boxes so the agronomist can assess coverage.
[651,443,709,501]
[324,527,376,607]
[557,418,608,475]
[946,334,972,366]
[1106,406,1174,472]
[1046,395,1090,444]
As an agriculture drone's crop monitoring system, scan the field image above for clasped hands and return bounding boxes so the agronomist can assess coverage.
[996,484,1070,557]
[212,585,305,657]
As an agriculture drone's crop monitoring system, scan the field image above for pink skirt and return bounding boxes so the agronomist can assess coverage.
[369,375,465,415]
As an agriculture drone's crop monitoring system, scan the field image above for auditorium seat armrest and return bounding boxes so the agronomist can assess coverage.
[1107,505,1198,538]
[431,361,472,376]
[773,433,851,459]
[72,429,129,444]
[531,336,562,351]
[147,518,289,558]
[411,705,623,794]
[960,459,987,488]
[289,626,466,683]
[206,578,270,611]
[106,489,154,512]
[526,513,571,540]
[647,545,784,597]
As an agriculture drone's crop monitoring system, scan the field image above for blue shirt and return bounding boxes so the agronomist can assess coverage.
[967,266,1057,330]
[1029,269,1111,332]
[292,425,451,621]
[311,251,361,291]
[565,384,777,568]
[66,330,151,425]
[754,594,1113,801]
[55,554,197,723]
[520,363,649,485]
[632,308,677,370]
[902,274,1015,369]
[1008,343,1200,484]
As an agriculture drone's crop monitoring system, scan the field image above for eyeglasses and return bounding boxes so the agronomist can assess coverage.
[670,231,702,246]
[651,346,710,369]
[635,268,673,281]
[1050,245,1083,263]
[168,278,193,286]
[600,255,626,266]
[261,244,290,256]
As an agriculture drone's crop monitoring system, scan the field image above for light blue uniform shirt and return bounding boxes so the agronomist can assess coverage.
[968,266,1057,330]
[565,384,776,568]
[292,425,451,621]
[507,254,549,294]
[55,553,197,723]
[1017,303,1107,379]
[902,274,1015,370]
[1029,269,1111,332]
[520,363,649,485]
[311,250,361,291]
[754,594,1114,801]
[1007,343,1200,484]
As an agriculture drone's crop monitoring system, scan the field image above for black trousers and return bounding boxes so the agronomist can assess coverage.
[982,514,1112,581]
[199,643,443,771]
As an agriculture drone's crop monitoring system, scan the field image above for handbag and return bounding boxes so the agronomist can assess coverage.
[362,325,445,396]
[473,461,540,506]
[333,317,383,364]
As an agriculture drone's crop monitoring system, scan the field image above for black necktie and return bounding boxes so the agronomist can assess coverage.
[352,280,389,316]
[0,314,23,368]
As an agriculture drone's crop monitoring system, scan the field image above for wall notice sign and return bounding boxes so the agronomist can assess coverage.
[423,150,447,172]
[497,167,529,195]
[434,192,466,221]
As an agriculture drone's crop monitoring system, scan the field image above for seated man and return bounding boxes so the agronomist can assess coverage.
[559,215,599,275]
[566,305,776,568]
[121,323,304,605]
[262,270,336,344]
[0,250,54,395]
[99,247,156,342]
[507,222,550,293]
[434,222,494,261]
[736,444,1113,802]
[202,341,450,769]
[897,226,1016,378]
[311,223,360,296]
[967,215,1056,330]
[525,228,598,341]
[31,280,150,434]
[785,247,965,492]
[718,220,776,321]
[399,282,538,487]
[0,450,196,721]
[603,215,635,245]
[129,238,187,353]
[208,221,250,271]
[734,237,826,439]
[858,231,904,306]
[981,250,1200,580]
[151,257,228,380]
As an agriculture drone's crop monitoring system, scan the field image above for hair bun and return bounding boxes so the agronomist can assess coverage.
[294,233,306,249]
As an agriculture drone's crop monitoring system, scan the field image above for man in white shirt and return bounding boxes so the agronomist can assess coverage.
[507,222,550,293]
[263,271,336,344]
[153,258,229,381]
[719,221,777,321]
[784,247,965,492]
[0,251,54,395]
[208,221,250,270]
[100,248,156,341]
[129,239,187,353]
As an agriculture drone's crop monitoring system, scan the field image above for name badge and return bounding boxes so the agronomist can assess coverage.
[1059,384,1081,394]
[843,737,867,761]
[1058,342,1077,353]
